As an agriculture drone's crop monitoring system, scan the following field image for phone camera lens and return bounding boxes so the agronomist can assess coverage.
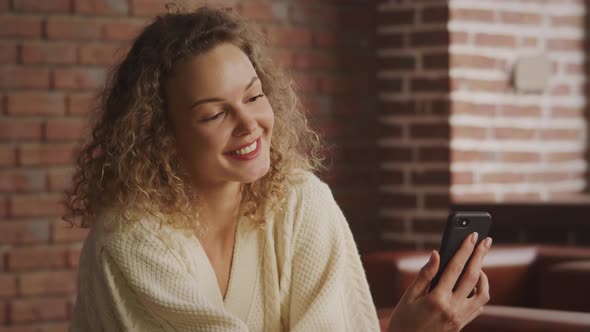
[457,218,470,227]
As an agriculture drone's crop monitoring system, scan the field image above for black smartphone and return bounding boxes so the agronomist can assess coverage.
[429,211,492,292]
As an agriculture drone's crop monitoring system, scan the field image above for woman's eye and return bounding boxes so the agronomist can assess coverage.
[202,110,225,122]
[247,94,264,103]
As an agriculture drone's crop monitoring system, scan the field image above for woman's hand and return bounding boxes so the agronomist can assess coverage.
[386,233,492,332]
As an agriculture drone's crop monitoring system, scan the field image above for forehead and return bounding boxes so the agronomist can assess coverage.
[167,43,257,98]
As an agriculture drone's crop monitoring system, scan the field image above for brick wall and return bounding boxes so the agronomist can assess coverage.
[376,0,451,249]
[0,0,374,329]
[449,0,588,203]
[377,0,590,250]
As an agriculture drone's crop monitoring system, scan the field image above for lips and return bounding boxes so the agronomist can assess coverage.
[224,137,261,160]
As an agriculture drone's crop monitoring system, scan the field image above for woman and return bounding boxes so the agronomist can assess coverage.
[65,6,491,332]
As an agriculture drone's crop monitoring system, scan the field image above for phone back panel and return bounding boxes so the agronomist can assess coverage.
[429,211,492,291]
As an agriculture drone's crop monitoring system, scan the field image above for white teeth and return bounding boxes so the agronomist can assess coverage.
[232,140,257,155]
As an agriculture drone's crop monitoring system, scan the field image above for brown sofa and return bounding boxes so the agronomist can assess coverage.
[362,245,590,332]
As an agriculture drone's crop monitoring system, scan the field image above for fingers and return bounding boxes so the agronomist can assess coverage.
[460,272,490,328]
[453,237,492,299]
[434,232,478,293]
[404,250,439,302]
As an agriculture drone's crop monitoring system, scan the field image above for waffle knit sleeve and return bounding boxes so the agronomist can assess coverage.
[97,221,249,332]
[287,174,380,331]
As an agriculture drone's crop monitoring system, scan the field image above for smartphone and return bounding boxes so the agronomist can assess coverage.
[429,211,492,292]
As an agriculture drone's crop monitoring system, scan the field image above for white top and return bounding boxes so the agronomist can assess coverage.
[70,171,380,331]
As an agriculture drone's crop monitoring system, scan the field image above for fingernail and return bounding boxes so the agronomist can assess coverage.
[484,237,492,248]
[428,250,436,265]
[471,232,478,243]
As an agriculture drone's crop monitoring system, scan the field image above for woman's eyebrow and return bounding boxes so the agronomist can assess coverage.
[188,76,260,110]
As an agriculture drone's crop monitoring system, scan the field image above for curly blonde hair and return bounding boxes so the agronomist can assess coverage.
[63,6,323,233]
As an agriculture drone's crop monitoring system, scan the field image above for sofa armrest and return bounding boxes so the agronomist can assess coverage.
[540,260,590,312]
[377,306,590,332]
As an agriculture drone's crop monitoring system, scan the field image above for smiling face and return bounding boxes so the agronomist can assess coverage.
[165,43,274,189]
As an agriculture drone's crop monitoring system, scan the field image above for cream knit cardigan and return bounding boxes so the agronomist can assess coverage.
[70,172,380,331]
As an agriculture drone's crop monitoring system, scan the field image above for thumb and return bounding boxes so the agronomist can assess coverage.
[405,250,439,301]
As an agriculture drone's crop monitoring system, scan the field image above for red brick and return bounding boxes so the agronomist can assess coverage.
[500,11,541,25]
[481,172,525,184]
[11,297,69,323]
[379,169,404,186]
[269,49,294,68]
[377,55,415,70]
[453,125,487,139]
[8,194,64,217]
[313,30,344,48]
[502,192,541,202]
[451,149,489,162]
[320,76,366,94]
[266,26,312,47]
[551,84,570,96]
[0,274,17,297]
[452,101,495,116]
[291,73,319,93]
[377,33,404,49]
[20,42,77,64]
[17,143,76,166]
[0,67,51,89]
[410,77,449,92]
[417,146,449,162]
[67,246,82,267]
[540,128,580,140]
[411,169,450,186]
[452,171,474,185]
[102,21,145,41]
[13,0,70,12]
[380,192,418,209]
[0,145,17,166]
[451,54,500,69]
[331,98,370,115]
[0,15,42,38]
[238,2,276,21]
[8,246,68,271]
[52,220,90,242]
[451,8,494,22]
[45,16,102,40]
[0,118,43,141]
[66,93,96,115]
[377,9,414,25]
[378,146,413,162]
[410,123,450,139]
[551,106,582,118]
[422,6,448,23]
[547,38,583,51]
[53,67,107,90]
[453,78,507,92]
[0,169,46,192]
[424,193,450,209]
[0,41,17,64]
[499,152,541,163]
[528,172,572,182]
[450,31,468,44]
[0,301,5,324]
[423,52,448,70]
[80,43,127,65]
[44,118,87,141]
[0,220,50,245]
[290,4,338,25]
[494,127,535,140]
[74,0,129,15]
[548,151,582,162]
[501,105,541,117]
[474,33,516,48]
[377,78,403,92]
[451,192,495,203]
[550,15,584,28]
[130,0,166,16]
[5,92,65,116]
[47,167,74,192]
[521,37,537,47]
[410,30,449,47]
[19,270,78,296]
[293,52,339,70]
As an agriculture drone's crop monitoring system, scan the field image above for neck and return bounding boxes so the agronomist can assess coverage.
[196,180,242,236]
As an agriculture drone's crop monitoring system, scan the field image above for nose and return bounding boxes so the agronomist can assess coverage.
[232,105,257,137]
